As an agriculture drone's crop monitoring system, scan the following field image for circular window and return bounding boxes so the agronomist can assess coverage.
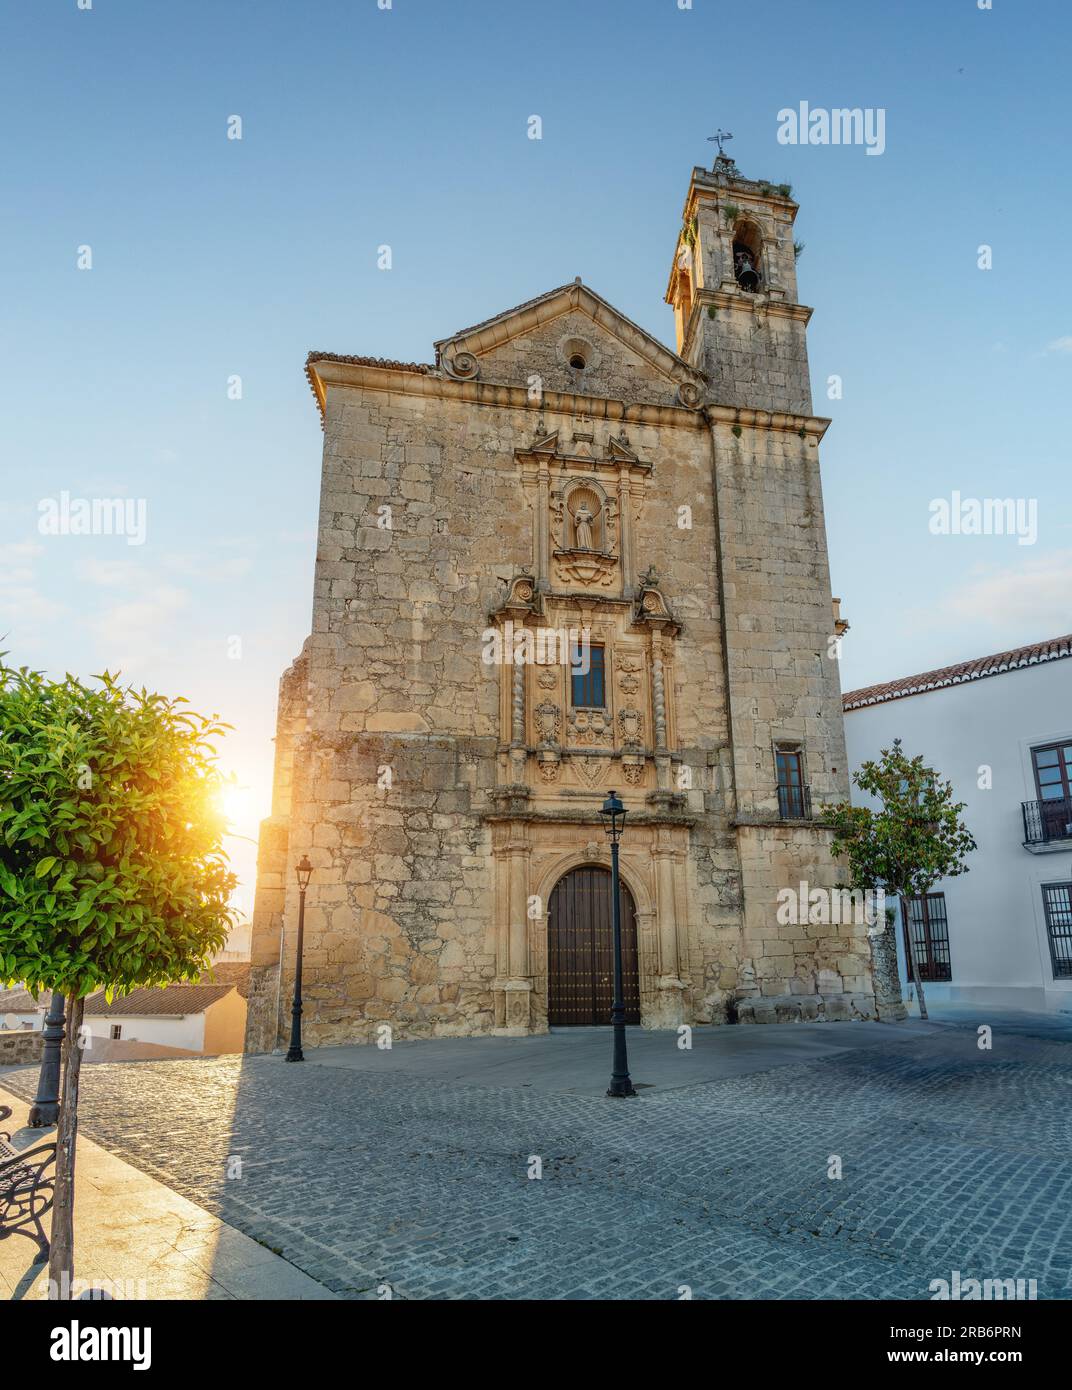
[557,334,601,374]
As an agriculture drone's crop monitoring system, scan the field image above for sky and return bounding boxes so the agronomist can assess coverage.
[1,0,1069,915]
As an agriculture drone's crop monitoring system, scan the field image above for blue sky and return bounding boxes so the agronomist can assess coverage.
[2,0,1069,911]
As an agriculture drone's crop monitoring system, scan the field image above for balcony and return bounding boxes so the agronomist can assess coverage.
[778,783,812,821]
[1022,797,1072,851]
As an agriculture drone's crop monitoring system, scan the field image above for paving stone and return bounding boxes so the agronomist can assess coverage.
[3,1017,1070,1299]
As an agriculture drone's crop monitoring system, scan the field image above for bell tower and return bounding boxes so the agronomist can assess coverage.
[665,151,812,415]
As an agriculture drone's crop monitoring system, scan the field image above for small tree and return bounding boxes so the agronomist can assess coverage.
[826,739,976,1020]
[0,661,235,1297]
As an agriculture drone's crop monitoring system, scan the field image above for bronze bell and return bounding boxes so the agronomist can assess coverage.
[735,255,759,291]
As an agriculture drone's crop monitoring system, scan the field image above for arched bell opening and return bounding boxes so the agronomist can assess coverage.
[732,220,763,293]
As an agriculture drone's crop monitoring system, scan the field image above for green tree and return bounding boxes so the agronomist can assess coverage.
[826,739,976,1020]
[0,660,236,1297]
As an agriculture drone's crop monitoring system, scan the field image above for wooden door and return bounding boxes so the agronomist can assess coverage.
[547,867,640,1025]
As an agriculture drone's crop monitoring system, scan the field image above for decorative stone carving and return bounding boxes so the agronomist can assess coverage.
[632,568,680,633]
[677,381,702,409]
[621,757,646,786]
[537,754,560,784]
[616,652,643,696]
[537,667,557,690]
[445,351,479,380]
[568,708,612,746]
[618,707,643,747]
[553,550,617,588]
[573,755,606,788]
[491,568,541,622]
[534,700,561,746]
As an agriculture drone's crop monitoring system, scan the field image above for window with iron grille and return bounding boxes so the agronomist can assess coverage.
[110,1024,122,1040]
[1041,883,1072,980]
[571,643,605,709]
[902,893,952,982]
[776,747,807,819]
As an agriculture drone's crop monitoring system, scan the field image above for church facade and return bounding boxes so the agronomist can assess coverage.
[244,156,878,1051]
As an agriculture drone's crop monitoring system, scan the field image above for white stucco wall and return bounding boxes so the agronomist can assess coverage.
[84,1012,207,1051]
[1,1010,45,1031]
[843,656,1072,1011]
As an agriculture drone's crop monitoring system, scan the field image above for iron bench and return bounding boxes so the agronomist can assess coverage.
[0,1103,56,1262]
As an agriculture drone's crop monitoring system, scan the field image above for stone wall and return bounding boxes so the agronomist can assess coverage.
[244,164,877,1051]
[0,1029,43,1066]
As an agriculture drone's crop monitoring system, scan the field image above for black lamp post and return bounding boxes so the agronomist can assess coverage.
[599,790,636,1098]
[285,855,314,1063]
[28,989,66,1127]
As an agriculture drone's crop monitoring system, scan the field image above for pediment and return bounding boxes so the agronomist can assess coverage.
[435,280,706,408]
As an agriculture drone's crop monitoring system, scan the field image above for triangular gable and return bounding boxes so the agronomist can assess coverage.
[434,278,705,391]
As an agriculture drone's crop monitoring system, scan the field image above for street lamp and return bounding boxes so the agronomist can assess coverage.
[285,855,314,1063]
[28,989,66,1128]
[599,790,636,1099]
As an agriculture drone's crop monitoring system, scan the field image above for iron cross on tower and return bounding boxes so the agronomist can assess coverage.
[707,129,733,158]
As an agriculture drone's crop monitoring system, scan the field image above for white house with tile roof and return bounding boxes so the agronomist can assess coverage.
[843,635,1072,1012]
[81,981,248,1059]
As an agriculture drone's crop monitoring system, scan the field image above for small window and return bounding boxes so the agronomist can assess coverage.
[571,644,605,709]
[1042,884,1072,980]
[1032,742,1072,802]
[110,1024,122,1040]
[902,893,952,982]
[568,353,587,370]
[776,747,807,819]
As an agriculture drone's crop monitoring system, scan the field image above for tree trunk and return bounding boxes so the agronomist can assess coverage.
[901,896,928,1020]
[47,995,85,1300]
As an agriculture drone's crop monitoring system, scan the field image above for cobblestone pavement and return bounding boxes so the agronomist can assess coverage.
[4,1018,1072,1300]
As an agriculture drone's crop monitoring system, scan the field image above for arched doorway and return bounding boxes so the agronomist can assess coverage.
[547,866,640,1026]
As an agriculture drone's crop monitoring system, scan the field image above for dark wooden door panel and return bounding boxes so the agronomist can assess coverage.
[548,867,640,1025]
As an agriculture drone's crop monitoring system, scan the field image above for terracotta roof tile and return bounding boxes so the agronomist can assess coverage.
[204,962,250,999]
[843,633,1072,711]
[0,988,45,1014]
[304,351,434,424]
[83,983,235,1018]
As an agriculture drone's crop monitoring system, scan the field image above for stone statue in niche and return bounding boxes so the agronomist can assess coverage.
[573,503,595,551]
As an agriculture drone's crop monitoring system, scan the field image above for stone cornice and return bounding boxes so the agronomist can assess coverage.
[704,403,831,441]
[732,815,836,832]
[482,805,698,829]
[309,358,709,431]
[687,287,813,330]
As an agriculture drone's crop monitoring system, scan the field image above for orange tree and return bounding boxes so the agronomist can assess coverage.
[826,738,976,1020]
[0,660,235,1297]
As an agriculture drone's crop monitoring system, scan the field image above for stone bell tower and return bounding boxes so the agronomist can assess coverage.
[662,150,866,1022]
[665,151,812,416]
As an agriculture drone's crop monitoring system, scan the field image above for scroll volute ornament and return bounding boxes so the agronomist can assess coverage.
[445,351,479,380]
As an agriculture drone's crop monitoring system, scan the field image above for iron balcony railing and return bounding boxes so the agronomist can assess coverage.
[1022,796,1072,846]
[778,783,812,821]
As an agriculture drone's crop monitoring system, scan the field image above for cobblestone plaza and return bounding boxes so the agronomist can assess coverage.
[4,1011,1070,1300]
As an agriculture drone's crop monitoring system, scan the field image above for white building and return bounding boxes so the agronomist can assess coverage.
[81,980,248,1060]
[843,634,1072,1012]
[0,988,47,1031]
